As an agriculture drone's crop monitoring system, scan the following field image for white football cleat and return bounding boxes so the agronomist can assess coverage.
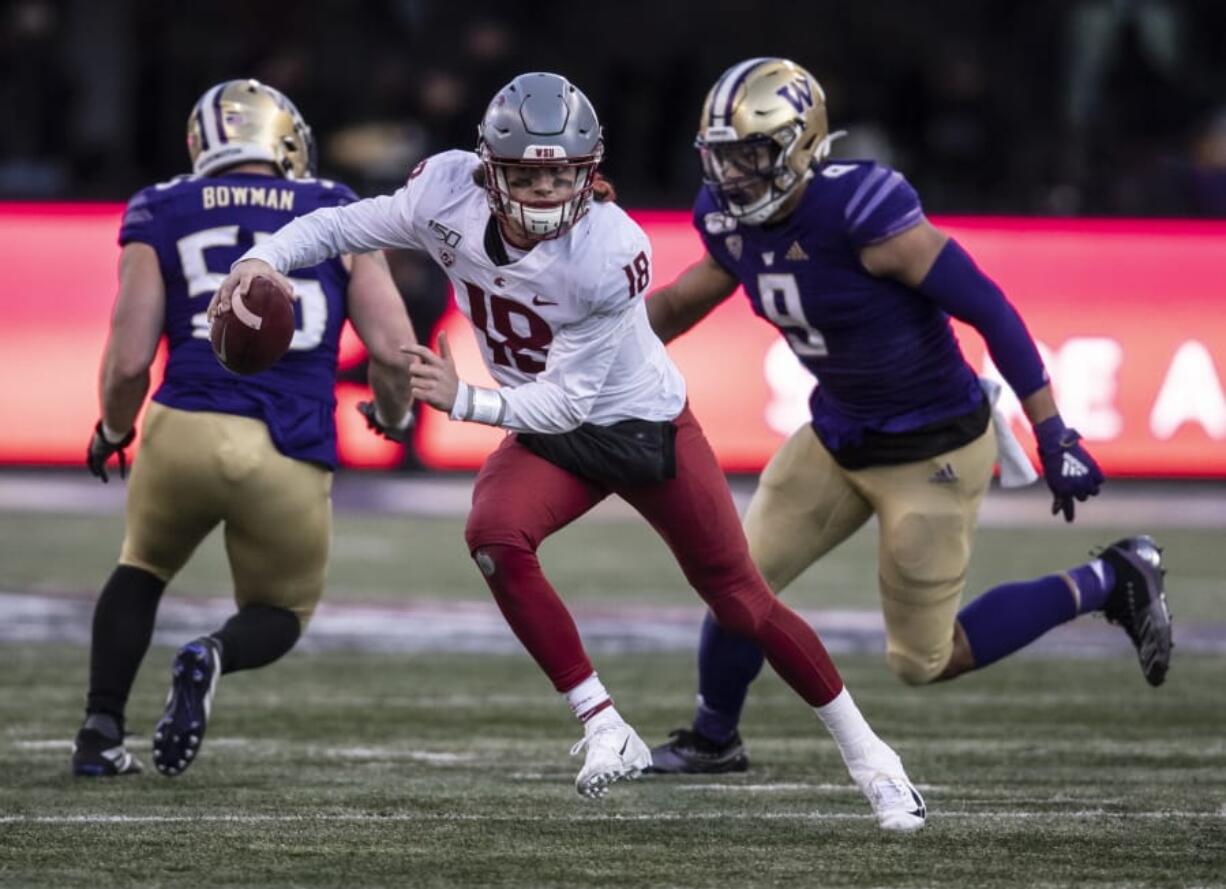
[570,713,652,799]
[847,744,927,832]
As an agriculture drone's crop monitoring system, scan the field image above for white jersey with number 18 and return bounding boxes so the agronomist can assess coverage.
[243,149,687,434]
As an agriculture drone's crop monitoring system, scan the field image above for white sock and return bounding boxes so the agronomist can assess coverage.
[583,705,624,734]
[815,688,888,763]
[564,673,612,722]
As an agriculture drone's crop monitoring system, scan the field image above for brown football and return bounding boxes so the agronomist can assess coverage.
[209,276,295,375]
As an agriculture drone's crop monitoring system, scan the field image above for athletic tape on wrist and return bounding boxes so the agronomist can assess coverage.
[452,382,506,426]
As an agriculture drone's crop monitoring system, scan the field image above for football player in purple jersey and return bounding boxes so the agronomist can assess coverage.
[73,80,416,778]
[646,58,1172,774]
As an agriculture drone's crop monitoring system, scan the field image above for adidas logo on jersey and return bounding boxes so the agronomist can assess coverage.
[928,462,958,484]
[785,241,809,261]
[1062,453,1090,478]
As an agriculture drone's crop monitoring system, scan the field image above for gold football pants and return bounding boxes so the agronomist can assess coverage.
[119,402,332,626]
[743,422,996,684]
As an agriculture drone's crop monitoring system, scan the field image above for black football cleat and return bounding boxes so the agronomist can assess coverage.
[72,720,142,777]
[1098,535,1172,686]
[646,728,750,774]
[153,637,220,777]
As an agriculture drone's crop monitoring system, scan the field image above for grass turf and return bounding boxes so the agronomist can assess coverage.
[2,503,1223,886]
[2,646,1224,888]
[0,511,1222,620]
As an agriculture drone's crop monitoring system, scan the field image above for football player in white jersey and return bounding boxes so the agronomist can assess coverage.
[211,72,926,830]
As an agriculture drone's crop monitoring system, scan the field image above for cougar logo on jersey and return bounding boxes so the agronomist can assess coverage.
[704,211,737,234]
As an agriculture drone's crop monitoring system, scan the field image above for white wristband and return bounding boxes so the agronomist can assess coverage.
[450,382,507,426]
[375,405,414,431]
[101,423,131,444]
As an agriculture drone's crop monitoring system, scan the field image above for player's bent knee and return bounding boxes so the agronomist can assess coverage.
[887,649,951,686]
[708,588,774,638]
[467,541,541,586]
[464,513,536,555]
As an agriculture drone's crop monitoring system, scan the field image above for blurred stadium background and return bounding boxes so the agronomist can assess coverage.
[1,1,1223,886]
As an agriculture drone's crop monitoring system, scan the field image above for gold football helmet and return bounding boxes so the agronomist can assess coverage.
[187,79,315,179]
[696,58,830,224]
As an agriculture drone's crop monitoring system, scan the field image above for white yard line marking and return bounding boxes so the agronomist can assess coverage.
[674,783,955,793]
[2,809,1222,825]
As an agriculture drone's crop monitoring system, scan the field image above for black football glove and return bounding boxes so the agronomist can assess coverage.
[356,401,415,444]
[86,421,136,483]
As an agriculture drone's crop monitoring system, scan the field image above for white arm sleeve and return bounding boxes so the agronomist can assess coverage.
[241,187,424,273]
[498,303,635,434]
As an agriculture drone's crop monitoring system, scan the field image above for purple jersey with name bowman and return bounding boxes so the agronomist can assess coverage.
[119,173,357,469]
[694,161,983,453]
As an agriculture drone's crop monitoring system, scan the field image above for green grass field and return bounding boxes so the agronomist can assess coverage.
[3,649,1224,888]
[1,505,1224,887]
[1,509,1223,619]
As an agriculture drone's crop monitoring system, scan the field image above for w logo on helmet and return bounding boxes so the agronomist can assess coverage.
[775,77,814,113]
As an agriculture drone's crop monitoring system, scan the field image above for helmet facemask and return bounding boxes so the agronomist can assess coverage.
[698,125,811,224]
[480,147,603,240]
[696,58,830,226]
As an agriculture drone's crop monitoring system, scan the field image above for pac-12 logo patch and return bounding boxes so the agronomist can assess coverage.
[725,234,743,261]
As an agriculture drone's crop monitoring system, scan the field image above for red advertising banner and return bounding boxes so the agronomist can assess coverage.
[1,204,1223,475]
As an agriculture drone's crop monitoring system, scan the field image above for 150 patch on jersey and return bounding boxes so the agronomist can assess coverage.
[428,219,462,247]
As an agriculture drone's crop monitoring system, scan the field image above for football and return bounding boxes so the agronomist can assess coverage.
[209,276,295,375]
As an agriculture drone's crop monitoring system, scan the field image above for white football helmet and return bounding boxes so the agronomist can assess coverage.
[696,58,831,225]
[187,79,315,179]
[477,72,603,239]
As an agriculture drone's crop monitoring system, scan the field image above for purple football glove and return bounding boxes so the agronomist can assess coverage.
[1033,416,1104,523]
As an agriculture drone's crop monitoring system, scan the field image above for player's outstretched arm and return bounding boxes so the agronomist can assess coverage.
[863,219,1104,522]
[212,190,422,321]
[646,253,739,343]
[88,243,165,482]
[347,251,418,442]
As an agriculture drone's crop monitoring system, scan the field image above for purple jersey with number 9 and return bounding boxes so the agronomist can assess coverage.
[693,160,983,452]
[118,173,358,468]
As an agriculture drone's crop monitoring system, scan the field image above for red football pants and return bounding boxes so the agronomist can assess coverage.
[464,406,844,706]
